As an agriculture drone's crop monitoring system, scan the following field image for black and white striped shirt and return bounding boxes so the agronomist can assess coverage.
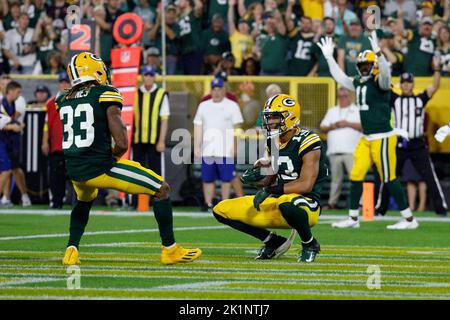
[391,90,430,139]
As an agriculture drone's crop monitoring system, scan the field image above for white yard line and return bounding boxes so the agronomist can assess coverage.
[0,277,61,287]
[0,209,448,222]
[0,225,227,241]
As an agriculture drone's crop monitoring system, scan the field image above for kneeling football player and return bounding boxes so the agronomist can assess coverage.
[213,94,328,262]
[59,52,201,266]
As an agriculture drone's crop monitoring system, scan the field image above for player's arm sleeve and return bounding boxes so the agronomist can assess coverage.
[159,93,170,120]
[419,90,430,106]
[99,88,123,109]
[326,55,355,91]
[298,132,321,158]
[377,54,392,91]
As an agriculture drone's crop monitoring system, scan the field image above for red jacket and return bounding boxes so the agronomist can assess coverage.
[45,96,63,153]
[200,92,239,103]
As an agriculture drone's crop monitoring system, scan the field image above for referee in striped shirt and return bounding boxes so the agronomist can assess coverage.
[376,58,448,216]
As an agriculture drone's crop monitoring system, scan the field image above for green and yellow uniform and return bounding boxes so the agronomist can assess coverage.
[288,29,318,76]
[214,129,327,228]
[350,74,397,183]
[56,84,164,202]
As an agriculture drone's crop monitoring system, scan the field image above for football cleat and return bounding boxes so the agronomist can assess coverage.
[62,246,81,265]
[22,194,31,207]
[299,239,321,263]
[386,218,419,230]
[255,231,295,260]
[161,244,202,265]
[331,217,360,228]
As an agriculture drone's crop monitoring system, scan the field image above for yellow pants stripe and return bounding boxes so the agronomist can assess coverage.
[72,159,164,202]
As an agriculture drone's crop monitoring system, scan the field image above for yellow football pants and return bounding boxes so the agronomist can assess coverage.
[350,135,397,183]
[72,159,164,202]
[213,194,321,229]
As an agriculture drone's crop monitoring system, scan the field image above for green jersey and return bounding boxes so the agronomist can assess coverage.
[177,11,202,55]
[257,32,288,74]
[337,34,371,76]
[438,47,450,77]
[55,84,123,181]
[288,29,317,76]
[268,129,328,204]
[201,29,231,56]
[405,29,436,76]
[353,75,392,135]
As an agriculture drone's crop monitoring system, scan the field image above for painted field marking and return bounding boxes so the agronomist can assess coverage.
[0,225,227,241]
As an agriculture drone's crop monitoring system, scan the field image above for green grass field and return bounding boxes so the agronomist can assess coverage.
[0,206,449,300]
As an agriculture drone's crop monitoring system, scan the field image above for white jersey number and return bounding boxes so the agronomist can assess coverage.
[60,103,95,149]
[356,85,369,111]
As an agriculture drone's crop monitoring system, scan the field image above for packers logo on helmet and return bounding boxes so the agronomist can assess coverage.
[356,50,379,77]
[262,94,301,138]
[67,52,109,86]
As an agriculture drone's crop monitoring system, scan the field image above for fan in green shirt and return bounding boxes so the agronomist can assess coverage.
[337,19,371,77]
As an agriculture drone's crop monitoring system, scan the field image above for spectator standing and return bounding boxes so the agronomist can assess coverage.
[0,81,30,207]
[144,47,162,75]
[201,14,231,75]
[319,87,362,209]
[94,0,124,66]
[376,69,448,217]
[337,18,371,77]
[194,78,243,212]
[148,4,179,75]
[133,65,170,178]
[176,0,204,75]
[2,0,21,31]
[133,0,156,48]
[380,29,405,76]
[228,0,254,70]
[383,0,417,24]
[332,0,358,36]
[314,16,338,77]
[437,25,450,76]
[401,17,436,76]
[285,3,318,76]
[32,14,57,75]
[3,13,36,74]
[207,0,228,24]
[41,72,71,209]
[253,10,288,75]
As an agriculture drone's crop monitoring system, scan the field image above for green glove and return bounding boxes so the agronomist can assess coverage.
[241,166,264,187]
[253,188,270,211]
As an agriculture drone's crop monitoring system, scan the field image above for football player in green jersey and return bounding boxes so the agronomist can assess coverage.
[318,31,419,230]
[59,52,201,265]
[213,94,328,263]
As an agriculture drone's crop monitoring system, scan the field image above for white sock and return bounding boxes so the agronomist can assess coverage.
[302,236,313,245]
[349,209,359,219]
[263,233,273,243]
[164,243,176,250]
[400,208,413,219]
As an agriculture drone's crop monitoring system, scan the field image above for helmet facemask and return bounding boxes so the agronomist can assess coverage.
[263,111,291,139]
[356,61,374,78]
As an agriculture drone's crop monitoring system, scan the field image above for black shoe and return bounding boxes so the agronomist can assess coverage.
[375,209,387,216]
[201,203,213,212]
[299,238,321,263]
[255,233,291,260]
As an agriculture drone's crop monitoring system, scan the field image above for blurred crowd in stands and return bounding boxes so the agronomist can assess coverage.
[0,0,450,77]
